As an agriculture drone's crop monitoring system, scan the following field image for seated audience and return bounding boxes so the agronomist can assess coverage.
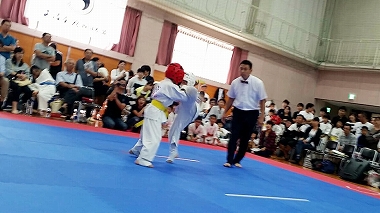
[141,65,154,83]
[292,103,304,122]
[187,116,206,143]
[248,131,259,152]
[338,123,356,151]
[126,96,147,132]
[28,66,56,116]
[126,68,147,95]
[0,40,8,108]
[110,60,128,84]
[299,103,314,123]
[204,114,219,145]
[48,42,62,80]
[329,121,344,141]
[6,47,31,114]
[56,59,84,119]
[278,114,309,160]
[331,106,348,128]
[253,120,277,158]
[292,117,322,164]
[354,111,374,138]
[162,105,176,137]
[134,81,154,101]
[205,99,225,121]
[215,119,230,147]
[277,99,290,117]
[279,105,292,122]
[102,79,129,131]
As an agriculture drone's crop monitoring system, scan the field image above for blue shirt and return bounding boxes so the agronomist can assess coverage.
[0,34,16,59]
[56,71,83,87]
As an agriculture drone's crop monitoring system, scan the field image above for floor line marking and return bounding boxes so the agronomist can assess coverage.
[345,186,380,196]
[155,155,200,162]
[225,193,310,202]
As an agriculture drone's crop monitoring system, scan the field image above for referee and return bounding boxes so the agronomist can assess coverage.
[222,60,267,168]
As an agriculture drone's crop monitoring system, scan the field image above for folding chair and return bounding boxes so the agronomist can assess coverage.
[73,87,99,123]
[360,148,380,170]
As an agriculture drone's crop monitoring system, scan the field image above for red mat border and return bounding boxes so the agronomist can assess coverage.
[1,112,379,199]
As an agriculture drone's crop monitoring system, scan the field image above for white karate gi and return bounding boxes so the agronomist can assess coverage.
[28,69,56,111]
[167,85,199,162]
[129,78,187,167]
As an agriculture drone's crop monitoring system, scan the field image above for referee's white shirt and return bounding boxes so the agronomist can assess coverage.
[227,76,267,111]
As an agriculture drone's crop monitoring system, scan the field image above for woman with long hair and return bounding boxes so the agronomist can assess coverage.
[5,47,31,114]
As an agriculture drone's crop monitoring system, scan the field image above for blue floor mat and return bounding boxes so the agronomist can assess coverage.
[0,118,379,213]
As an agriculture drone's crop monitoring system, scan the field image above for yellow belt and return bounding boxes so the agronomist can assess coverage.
[134,100,168,128]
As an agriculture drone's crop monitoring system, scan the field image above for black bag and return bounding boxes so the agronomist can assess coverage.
[321,160,336,174]
[339,158,370,182]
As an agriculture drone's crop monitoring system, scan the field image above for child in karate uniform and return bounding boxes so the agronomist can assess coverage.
[204,114,219,145]
[129,63,187,168]
[166,72,199,163]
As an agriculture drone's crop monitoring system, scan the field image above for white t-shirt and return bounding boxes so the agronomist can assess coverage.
[227,76,267,111]
[299,110,314,121]
[354,122,374,137]
[110,69,128,83]
[320,122,332,135]
[127,76,147,92]
[206,106,225,120]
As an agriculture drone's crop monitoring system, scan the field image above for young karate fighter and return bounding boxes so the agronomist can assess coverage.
[129,63,187,168]
[166,72,200,163]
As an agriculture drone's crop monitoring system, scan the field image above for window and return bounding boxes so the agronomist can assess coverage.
[172,26,233,83]
[24,0,128,50]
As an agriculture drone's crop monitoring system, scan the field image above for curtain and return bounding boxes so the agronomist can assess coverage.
[226,47,248,84]
[111,7,142,56]
[155,20,178,66]
[0,0,28,25]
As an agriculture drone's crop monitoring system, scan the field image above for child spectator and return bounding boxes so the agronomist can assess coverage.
[204,114,219,145]
[187,116,206,143]
[253,120,277,158]
[329,120,344,141]
[215,119,230,147]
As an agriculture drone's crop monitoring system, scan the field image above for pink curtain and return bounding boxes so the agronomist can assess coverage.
[226,47,248,84]
[0,0,29,25]
[111,7,142,56]
[155,20,178,66]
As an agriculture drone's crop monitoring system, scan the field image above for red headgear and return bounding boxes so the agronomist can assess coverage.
[165,63,185,84]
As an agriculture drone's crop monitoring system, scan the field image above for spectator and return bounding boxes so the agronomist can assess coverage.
[110,60,128,84]
[127,68,147,95]
[215,119,230,147]
[48,42,62,79]
[141,65,154,83]
[338,124,356,151]
[253,120,277,158]
[318,107,329,122]
[0,20,16,59]
[278,114,309,160]
[204,114,219,145]
[329,120,344,141]
[0,40,8,108]
[92,57,110,105]
[205,99,226,121]
[354,111,374,138]
[56,59,84,120]
[277,99,290,118]
[102,79,129,131]
[292,102,304,122]
[126,96,147,132]
[279,106,292,122]
[29,65,56,116]
[75,49,98,87]
[134,81,154,101]
[187,116,206,143]
[32,33,55,70]
[7,47,32,114]
[331,106,348,127]
[299,103,314,123]
[292,117,322,164]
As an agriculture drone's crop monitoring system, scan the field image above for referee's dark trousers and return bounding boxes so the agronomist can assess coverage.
[227,107,259,164]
